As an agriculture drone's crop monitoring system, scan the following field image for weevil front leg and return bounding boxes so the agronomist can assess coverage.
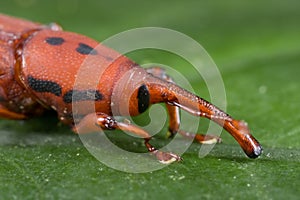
[167,104,221,144]
[146,67,221,144]
[73,112,182,164]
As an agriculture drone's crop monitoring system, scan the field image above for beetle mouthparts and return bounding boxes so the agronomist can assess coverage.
[246,142,263,158]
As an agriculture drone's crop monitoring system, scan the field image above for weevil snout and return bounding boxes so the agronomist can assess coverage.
[222,120,262,158]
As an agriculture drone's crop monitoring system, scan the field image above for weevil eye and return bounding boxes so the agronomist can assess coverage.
[137,84,150,113]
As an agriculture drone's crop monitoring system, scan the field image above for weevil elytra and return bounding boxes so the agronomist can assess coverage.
[0,14,262,163]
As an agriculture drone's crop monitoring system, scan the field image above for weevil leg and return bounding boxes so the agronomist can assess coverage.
[0,87,26,119]
[0,105,26,119]
[167,105,221,144]
[146,67,221,144]
[73,112,182,164]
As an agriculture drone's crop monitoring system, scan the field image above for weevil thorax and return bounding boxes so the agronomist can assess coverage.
[19,29,137,124]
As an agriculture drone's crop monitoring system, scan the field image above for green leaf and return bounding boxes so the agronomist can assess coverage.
[0,0,299,199]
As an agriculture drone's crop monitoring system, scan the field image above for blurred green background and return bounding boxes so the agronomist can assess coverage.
[0,0,299,199]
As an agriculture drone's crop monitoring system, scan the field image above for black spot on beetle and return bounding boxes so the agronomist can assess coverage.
[27,76,62,96]
[45,37,65,45]
[137,84,150,113]
[63,89,103,103]
[76,43,98,55]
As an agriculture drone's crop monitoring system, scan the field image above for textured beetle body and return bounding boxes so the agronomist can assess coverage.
[20,29,138,124]
[0,14,262,163]
[0,14,138,123]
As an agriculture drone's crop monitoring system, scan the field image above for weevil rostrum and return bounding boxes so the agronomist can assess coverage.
[0,14,262,164]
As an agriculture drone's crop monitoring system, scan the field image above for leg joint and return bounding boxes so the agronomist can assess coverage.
[96,115,117,130]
